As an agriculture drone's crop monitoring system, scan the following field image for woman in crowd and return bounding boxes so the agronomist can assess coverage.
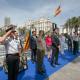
[36,30,45,74]
[45,33,52,61]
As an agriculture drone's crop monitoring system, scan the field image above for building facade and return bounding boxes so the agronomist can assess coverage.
[59,25,80,35]
[24,18,52,34]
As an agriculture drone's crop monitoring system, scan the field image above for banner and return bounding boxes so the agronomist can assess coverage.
[54,5,61,17]
[23,31,30,51]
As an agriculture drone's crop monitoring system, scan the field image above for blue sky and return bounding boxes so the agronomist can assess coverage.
[0,0,80,27]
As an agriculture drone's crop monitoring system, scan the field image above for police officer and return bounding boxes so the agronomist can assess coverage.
[0,25,20,80]
[51,28,60,67]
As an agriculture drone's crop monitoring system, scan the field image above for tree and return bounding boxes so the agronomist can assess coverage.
[17,27,27,36]
[0,28,5,36]
[64,16,80,32]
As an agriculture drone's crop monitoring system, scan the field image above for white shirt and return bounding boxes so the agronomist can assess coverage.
[59,36,68,50]
[73,35,79,41]
[5,37,20,54]
[59,36,65,45]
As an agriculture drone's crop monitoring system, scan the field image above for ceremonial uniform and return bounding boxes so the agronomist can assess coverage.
[51,32,60,66]
[5,37,20,80]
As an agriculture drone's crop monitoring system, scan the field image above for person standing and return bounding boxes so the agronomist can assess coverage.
[51,28,60,67]
[73,32,79,55]
[67,34,73,52]
[59,33,66,55]
[30,31,37,63]
[36,30,45,74]
[79,33,80,52]
[0,25,20,80]
[45,33,52,61]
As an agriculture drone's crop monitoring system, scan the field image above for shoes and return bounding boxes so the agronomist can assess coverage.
[55,63,60,65]
[48,58,51,62]
[41,70,46,73]
[37,69,45,75]
[31,61,34,64]
[31,59,36,63]
[37,71,44,75]
[50,63,55,67]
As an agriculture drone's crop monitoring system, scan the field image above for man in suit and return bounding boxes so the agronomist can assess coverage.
[51,28,60,67]
[30,31,37,63]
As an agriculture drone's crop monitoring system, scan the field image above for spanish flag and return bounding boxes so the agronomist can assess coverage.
[23,31,30,52]
[54,5,61,17]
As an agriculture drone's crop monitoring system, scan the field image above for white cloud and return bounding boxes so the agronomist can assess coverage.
[0,0,80,27]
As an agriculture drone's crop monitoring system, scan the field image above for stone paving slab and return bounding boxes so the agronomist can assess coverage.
[46,56,80,80]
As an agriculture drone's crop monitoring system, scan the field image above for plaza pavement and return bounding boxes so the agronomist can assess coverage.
[47,56,80,80]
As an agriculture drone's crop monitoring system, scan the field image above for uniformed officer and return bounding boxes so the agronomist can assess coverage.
[51,28,60,67]
[0,25,20,80]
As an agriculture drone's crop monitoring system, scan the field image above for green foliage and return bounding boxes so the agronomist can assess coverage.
[0,30,5,36]
[64,16,80,32]
[18,27,28,36]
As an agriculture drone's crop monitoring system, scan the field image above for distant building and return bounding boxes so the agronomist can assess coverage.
[24,18,52,34]
[4,17,11,29]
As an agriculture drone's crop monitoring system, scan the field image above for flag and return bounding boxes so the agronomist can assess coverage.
[54,5,61,17]
[23,31,30,51]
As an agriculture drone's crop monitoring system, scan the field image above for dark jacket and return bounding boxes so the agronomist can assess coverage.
[51,33,60,49]
[30,35,37,49]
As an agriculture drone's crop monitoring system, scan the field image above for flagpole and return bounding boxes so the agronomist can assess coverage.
[60,0,63,6]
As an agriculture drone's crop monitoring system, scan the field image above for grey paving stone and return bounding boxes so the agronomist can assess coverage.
[46,56,80,80]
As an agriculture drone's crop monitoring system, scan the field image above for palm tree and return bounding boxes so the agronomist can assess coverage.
[64,16,80,33]
[71,17,78,32]
[78,16,80,28]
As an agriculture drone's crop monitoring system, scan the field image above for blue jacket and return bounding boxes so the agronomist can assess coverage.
[30,36,37,49]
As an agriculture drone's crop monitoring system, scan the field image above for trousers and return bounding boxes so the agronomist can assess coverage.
[51,47,59,64]
[6,53,19,80]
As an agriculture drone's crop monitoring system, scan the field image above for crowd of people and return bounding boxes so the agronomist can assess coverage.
[0,24,80,80]
[30,27,80,74]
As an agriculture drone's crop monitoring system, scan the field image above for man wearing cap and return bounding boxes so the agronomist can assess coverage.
[51,28,60,67]
[0,25,20,80]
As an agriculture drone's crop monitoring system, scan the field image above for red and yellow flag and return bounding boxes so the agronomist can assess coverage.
[23,31,30,52]
[54,5,61,17]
